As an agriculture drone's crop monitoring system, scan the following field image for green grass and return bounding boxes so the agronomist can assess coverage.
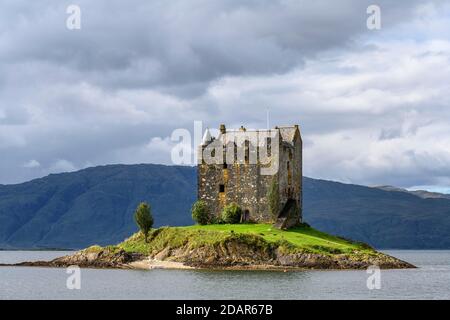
[184,224,372,254]
[116,224,375,257]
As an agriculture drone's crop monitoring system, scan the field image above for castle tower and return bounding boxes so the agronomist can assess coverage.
[197,124,302,229]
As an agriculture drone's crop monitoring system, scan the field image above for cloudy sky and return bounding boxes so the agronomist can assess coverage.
[1,0,450,192]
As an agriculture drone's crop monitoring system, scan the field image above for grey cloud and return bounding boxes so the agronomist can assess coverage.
[0,0,424,93]
[0,0,449,189]
[379,128,402,140]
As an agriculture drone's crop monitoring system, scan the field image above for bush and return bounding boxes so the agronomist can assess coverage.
[299,222,311,228]
[221,203,242,224]
[209,215,223,225]
[191,200,210,225]
[268,178,280,219]
[134,202,154,242]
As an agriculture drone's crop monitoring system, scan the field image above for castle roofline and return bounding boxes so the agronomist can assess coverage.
[201,124,300,147]
[226,126,298,143]
[221,125,298,132]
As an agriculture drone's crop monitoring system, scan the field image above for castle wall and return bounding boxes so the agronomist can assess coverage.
[198,163,222,219]
[296,133,303,221]
[198,162,274,222]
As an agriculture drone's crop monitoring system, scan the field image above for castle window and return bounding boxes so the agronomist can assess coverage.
[289,149,293,160]
[266,137,272,157]
[223,163,228,169]
[219,184,225,193]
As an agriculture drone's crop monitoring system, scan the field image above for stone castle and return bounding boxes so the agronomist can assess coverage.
[197,124,302,229]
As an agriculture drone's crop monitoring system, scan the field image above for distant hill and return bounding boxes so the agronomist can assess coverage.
[304,178,450,249]
[375,185,450,200]
[0,164,449,249]
[0,164,196,249]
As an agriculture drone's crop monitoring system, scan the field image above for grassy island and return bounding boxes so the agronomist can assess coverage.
[8,223,415,270]
[64,223,413,270]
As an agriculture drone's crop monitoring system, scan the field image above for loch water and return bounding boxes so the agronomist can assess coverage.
[0,250,449,300]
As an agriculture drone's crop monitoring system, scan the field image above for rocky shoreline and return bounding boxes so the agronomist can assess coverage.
[1,249,143,269]
[1,243,416,271]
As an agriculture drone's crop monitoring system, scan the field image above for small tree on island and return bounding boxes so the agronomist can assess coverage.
[268,177,280,220]
[192,200,210,225]
[134,202,154,242]
[221,203,242,224]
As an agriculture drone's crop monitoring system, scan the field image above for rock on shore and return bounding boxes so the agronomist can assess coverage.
[6,248,144,269]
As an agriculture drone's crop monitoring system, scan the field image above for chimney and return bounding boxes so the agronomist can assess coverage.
[220,124,226,134]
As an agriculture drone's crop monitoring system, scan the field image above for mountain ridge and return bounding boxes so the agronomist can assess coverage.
[375,185,450,200]
[0,164,449,249]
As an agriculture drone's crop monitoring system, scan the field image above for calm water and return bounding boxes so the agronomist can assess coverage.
[0,250,449,300]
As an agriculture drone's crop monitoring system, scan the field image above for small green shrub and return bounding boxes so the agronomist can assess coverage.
[221,203,242,224]
[210,215,224,224]
[310,245,344,255]
[298,222,311,228]
[355,241,374,250]
[191,200,210,225]
[268,178,280,219]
